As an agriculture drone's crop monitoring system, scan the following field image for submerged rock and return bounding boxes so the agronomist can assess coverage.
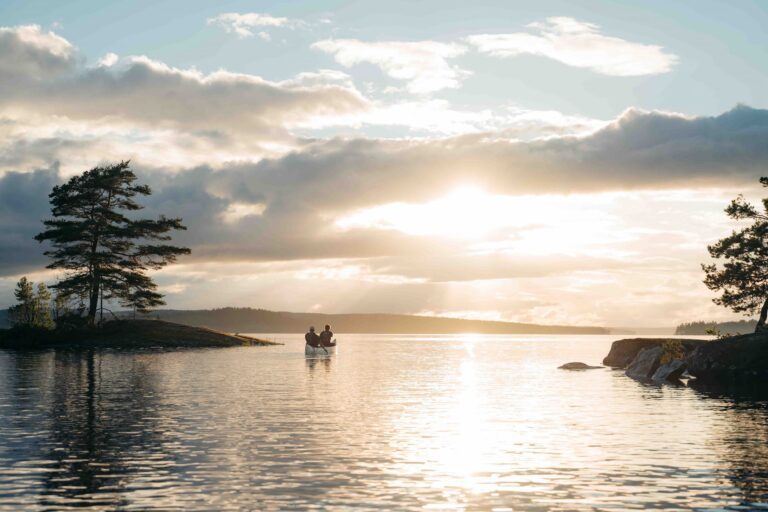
[558,362,602,370]
[603,338,706,368]
[686,331,768,382]
[652,359,687,383]
[626,346,663,380]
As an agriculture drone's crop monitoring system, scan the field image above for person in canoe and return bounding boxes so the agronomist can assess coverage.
[305,326,321,348]
[319,324,336,347]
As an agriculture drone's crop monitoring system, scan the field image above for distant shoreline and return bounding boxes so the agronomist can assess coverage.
[0,307,695,335]
[106,308,611,335]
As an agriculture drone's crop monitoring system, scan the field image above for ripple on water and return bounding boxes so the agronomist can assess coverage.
[0,335,767,510]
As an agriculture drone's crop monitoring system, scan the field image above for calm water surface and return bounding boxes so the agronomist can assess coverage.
[1,334,768,511]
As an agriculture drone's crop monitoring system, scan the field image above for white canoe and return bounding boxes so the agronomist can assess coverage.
[305,343,337,356]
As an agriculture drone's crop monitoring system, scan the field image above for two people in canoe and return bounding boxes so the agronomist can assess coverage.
[305,325,336,348]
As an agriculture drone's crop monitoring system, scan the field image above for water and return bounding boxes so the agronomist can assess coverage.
[1,334,767,511]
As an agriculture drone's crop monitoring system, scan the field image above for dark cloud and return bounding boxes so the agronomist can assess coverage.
[2,105,767,279]
[0,167,58,275]
[204,105,768,213]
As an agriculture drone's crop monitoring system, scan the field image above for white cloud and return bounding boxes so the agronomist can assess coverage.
[312,39,469,94]
[0,26,368,136]
[298,100,606,137]
[0,24,609,176]
[220,202,267,223]
[96,52,118,67]
[467,16,678,76]
[0,24,74,80]
[207,12,296,38]
[0,25,372,171]
[0,24,72,57]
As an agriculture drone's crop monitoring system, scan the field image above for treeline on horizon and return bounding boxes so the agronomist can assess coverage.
[675,320,757,335]
[3,306,755,335]
[101,307,610,335]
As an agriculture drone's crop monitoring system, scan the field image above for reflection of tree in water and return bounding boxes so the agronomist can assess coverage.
[8,349,176,508]
[692,383,768,505]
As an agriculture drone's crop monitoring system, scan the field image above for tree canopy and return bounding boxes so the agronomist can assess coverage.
[35,161,190,324]
[703,177,768,332]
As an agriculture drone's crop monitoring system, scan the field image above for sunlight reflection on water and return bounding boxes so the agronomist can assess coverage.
[1,334,767,510]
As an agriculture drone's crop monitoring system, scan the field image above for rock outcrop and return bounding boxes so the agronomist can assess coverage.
[625,346,663,380]
[686,331,768,382]
[604,332,768,385]
[652,359,687,383]
[603,338,706,368]
[558,362,602,370]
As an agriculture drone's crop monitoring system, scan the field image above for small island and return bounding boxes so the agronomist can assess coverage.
[0,319,279,349]
[1,162,282,351]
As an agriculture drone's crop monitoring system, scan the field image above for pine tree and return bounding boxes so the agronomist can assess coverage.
[9,277,35,326]
[33,282,54,330]
[34,161,190,324]
[703,177,768,333]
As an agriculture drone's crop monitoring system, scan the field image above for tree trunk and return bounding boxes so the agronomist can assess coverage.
[88,277,99,325]
[756,297,768,333]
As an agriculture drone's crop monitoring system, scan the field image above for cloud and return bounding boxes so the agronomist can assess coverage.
[312,39,469,94]
[298,100,607,137]
[207,12,296,38]
[0,24,74,81]
[0,25,371,173]
[466,16,678,76]
[0,24,613,174]
[0,167,60,275]
[0,26,756,325]
[0,52,367,135]
[1,106,763,325]
[236,105,768,213]
[96,52,118,67]
[4,105,765,277]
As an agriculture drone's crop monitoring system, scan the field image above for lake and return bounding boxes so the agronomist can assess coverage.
[1,334,767,511]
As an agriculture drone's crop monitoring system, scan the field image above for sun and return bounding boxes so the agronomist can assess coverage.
[336,185,510,240]
[335,186,640,257]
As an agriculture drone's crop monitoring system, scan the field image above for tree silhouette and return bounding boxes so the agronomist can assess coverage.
[703,177,768,333]
[35,161,190,324]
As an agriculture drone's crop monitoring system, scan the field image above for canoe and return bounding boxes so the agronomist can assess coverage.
[305,342,337,356]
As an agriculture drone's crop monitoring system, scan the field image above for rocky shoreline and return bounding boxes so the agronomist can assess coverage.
[602,333,768,385]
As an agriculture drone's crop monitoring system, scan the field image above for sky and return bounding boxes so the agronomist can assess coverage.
[1,0,768,327]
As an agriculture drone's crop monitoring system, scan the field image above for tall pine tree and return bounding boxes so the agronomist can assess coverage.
[703,177,768,333]
[35,161,190,324]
